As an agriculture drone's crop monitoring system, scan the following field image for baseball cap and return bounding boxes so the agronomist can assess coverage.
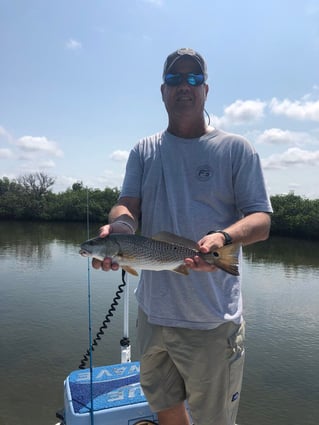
[162,48,208,81]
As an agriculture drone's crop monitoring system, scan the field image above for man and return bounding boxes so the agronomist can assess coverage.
[93,48,272,425]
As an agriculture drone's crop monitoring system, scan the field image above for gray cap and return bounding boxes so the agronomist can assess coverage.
[162,48,208,81]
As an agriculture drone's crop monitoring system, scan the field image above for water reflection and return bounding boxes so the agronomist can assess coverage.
[2,221,319,270]
[0,220,101,267]
[1,221,319,425]
[244,236,319,269]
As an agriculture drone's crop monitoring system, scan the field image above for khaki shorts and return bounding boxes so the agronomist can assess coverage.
[137,308,245,425]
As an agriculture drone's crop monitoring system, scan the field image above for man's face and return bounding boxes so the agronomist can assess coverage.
[161,56,209,117]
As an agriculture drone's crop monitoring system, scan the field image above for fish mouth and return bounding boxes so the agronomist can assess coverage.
[79,249,90,257]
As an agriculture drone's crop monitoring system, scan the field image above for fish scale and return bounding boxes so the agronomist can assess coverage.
[113,235,197,269]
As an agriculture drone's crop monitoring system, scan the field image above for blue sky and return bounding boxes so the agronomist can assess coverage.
[1,0,319,198]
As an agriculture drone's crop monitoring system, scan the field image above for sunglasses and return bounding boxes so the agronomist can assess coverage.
[164,73,205,87]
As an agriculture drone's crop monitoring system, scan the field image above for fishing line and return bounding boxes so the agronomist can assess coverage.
[85,188,95,425]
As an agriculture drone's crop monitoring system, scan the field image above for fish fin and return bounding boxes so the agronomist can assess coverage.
[172,264,189,275]
[152,231,199,250]
[205,244,240,276]
[122,266,139,276]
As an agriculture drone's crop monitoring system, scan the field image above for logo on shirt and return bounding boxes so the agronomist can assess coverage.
[196,165,213,181]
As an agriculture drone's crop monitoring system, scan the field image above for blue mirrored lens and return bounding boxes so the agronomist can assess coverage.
[165,74,182,86]
[187,73,204,86]
[164,73,204,87]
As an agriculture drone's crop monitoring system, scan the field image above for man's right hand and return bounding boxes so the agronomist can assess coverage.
[92,256,120,271]
[92,221,134,271]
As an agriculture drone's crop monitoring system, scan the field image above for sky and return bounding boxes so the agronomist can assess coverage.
[1,0,319,198]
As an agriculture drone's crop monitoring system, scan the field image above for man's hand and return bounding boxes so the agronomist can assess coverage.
[92,256,120,271]
[92,221,134,271]
[184,233,225,272]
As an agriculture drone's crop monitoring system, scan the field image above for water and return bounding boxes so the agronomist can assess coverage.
[0,221,318,425]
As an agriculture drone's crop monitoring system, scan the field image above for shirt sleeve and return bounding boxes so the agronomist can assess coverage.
[232,141,273,215]
[120,144,143,199]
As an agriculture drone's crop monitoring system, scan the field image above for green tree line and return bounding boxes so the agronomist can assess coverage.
[0,173,119,223]
[270,193,319,239]
[1,174,319,240]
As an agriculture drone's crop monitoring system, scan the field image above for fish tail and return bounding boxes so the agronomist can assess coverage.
[205,244,240,276]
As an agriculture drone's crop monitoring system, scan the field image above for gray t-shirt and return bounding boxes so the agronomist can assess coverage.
[120,129,272,329]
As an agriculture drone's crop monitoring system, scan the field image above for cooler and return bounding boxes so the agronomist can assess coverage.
[63,361,158,425]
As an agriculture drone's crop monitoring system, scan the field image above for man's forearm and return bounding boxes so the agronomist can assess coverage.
[224,212,271,246]
[108,197,141,233]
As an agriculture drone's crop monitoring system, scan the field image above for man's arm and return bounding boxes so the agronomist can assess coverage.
[185,212,271,272]
[99,197,141,237]
[202,212,271,251]
[92,196,141,271]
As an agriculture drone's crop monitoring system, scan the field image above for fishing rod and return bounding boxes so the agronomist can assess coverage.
[120,270,131,363]
[79,189,133,424]
[85,188,95,425]
[78,189,132,365]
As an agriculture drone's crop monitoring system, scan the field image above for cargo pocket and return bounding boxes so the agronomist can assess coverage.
[227,322,245,424]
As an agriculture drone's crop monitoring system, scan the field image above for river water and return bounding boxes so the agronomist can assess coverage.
[0,220,318,425]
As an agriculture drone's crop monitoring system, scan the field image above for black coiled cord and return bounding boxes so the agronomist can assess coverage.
[78,270,127,369]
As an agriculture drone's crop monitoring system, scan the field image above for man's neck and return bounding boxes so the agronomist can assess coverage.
[167,118,213,139]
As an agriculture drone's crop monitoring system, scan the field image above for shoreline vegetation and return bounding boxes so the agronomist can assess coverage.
[1,173,319,240]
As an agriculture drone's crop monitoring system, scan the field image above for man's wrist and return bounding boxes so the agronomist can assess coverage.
[114,220,135,234]
[110,216,137,234]
[207,230,232,245]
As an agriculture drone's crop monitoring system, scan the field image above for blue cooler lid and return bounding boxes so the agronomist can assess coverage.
[67,362,146,414]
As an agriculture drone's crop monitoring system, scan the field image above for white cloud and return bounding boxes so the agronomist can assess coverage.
[0,148,12,159]
[109,150,129,162]
[65,38,82,50]
[287,182,301,191]
[213,99,266,128]
[16,136,63,158]
[256,128,316,146]
[213,92,319,129]
[37,160,56,169]
[86,168,125,190]
[225,99,266,121]
[53,175,78,193]
[262,147,319,169]
[269,97,319,121]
